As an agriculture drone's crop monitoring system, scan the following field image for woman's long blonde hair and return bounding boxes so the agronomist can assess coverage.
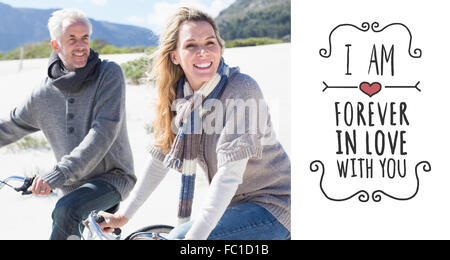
[150,7,225,154]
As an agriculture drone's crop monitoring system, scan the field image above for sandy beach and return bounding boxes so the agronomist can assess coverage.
[0,43,290,240]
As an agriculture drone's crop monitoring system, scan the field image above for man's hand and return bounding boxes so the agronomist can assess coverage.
[31,176,52,196]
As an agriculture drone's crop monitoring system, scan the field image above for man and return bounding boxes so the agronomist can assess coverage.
[0,8,136,239]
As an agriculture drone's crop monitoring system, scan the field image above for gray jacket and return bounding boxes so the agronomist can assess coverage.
[0,60,136,199]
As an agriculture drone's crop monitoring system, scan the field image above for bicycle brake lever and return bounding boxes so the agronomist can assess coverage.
[14,177,35,195]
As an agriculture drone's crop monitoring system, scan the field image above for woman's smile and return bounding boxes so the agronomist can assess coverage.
[194,62,213,70]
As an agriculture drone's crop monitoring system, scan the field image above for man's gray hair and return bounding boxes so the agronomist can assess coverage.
[48,8,92,42]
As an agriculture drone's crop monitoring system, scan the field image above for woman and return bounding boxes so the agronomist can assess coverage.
[99,7,291,240]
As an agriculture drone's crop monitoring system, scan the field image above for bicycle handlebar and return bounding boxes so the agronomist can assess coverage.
[0,176,34,195]
[15,177,35,195]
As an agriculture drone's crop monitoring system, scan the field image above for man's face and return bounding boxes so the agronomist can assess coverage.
[51,20,90,71]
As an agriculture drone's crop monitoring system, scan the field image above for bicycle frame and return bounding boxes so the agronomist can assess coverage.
[125,230,169,240]
[82,212,120,240]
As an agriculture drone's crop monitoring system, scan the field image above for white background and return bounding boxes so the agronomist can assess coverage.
[292,0,450,239]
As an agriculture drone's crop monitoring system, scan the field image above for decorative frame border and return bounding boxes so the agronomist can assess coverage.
[309,160,431,202]
[319,22,422,59]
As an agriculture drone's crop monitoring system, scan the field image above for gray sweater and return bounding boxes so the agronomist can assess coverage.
[0,60,136,199]
[149,68,291,231]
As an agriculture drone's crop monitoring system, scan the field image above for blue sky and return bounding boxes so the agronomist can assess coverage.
[0,0,236,33]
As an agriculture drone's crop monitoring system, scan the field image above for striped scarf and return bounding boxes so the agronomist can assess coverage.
[164,60,230,225]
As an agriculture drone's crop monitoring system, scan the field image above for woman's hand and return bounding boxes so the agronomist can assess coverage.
[97,211,129,233]
[31,176,52,196]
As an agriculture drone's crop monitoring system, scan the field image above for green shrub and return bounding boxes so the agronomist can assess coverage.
[225,37,283,48]
[90,40,149,55]
[90,39,109,51]
[121,55,153,85]
[24,41,53,59]
[0,39,152,61]
[99,44,120,54]
[5,136,49,152]
[0,41,52,60]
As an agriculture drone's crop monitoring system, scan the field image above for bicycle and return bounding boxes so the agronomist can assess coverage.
[1,175,174,240]
[83,211,174,240]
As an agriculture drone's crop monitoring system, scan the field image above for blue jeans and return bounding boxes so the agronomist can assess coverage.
[167,202,290,240]
[49,179,121,240]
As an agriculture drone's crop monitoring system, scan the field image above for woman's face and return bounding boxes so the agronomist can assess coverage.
[170,20,222,91]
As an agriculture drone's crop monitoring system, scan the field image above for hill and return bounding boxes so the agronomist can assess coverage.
[215,0,291,41]
[0,2,158,53]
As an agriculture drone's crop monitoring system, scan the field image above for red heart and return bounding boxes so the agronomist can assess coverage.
[359,82,382,97]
